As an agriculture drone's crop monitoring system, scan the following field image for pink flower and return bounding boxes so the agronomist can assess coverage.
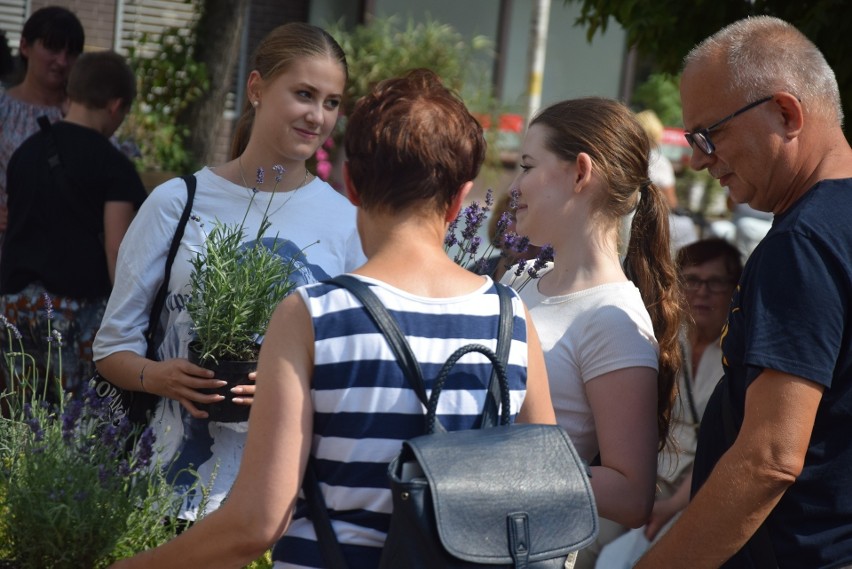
[316,147,332,180]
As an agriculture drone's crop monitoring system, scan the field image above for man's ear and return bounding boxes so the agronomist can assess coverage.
[774,92,804,139]
[107,98,124,116]
[573,152,594,193]
[343,162,361,207]
[446,181,474,222]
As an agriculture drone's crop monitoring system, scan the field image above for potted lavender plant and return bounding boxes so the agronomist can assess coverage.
[186,166,304,422]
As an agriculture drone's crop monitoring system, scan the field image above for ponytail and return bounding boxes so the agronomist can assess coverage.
[530,97,686,450]
[625,182,685,450]
[229,99,254,160]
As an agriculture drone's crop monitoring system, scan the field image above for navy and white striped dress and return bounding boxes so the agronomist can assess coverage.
[273,275,530,569]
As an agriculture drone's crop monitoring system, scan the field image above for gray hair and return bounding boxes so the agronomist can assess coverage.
[684,16,842,126]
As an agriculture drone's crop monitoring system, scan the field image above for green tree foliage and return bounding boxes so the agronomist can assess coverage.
[632,72,682,126]
[565,0,852,138]
[326,16,494,117]
[325,16,505,177]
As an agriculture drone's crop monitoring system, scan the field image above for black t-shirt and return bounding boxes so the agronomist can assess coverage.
[693,179,852,567]
[1,121,146,298]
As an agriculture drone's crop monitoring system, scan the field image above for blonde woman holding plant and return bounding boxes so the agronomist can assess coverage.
[93,22,365,521]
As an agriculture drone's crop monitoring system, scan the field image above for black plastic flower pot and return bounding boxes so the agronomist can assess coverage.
[188,344,256,423]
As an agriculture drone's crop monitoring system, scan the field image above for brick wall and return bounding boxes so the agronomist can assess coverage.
[30,0,115,51]
[20,0,312,168]
[211,0,309,165]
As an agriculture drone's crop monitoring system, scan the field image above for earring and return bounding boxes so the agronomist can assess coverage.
[252,100,259,108]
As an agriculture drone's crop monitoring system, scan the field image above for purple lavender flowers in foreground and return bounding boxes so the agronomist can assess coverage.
[0,295,196,563]
[444,187,553,290]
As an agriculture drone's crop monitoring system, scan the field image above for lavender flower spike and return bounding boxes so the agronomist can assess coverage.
[42,293,54,320]
[0,314,22,339]
[484,187,495,208]
[255,166,265,187]
[272,164,285,183]
[508,187,521,210]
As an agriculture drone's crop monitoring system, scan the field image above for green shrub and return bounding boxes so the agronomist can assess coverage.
[119,26,208,173]
[0,307,198,568]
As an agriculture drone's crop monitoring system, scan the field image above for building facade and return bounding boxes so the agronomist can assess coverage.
[2,0,627,167]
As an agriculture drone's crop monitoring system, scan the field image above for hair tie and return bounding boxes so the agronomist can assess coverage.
[640,180,652,198]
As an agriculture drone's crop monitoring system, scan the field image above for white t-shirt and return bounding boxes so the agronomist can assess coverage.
[506,264,659,462]
[93,167,365,517]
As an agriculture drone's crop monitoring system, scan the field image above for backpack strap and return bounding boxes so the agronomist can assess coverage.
[302,456,349,569]
[36,116,99,232]
[37,115,63,171]
[480,283,513,428]
[328,274,514,427]
[303,275,514,569]
[327,274,433,414]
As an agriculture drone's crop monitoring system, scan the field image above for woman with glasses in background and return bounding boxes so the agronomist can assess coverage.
[597,238,742,565]
[644,237,743,542]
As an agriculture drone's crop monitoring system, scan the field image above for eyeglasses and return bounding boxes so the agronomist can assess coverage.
[684,96,773,155]
[683,275,735,294]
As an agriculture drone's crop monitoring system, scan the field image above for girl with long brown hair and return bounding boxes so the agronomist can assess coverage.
[504,97,684,564]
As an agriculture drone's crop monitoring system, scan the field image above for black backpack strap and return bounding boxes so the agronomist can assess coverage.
[327,274,432,410]
[302,274,411,569]
[37,116,100,231]
[304,275,514,568]
[37,115,62,171]
[303,456,349,569]
[329,275,514,427]
[720,376,778,568]
[480,282,513,427]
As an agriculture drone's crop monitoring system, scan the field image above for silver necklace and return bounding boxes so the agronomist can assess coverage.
[237,155,311,217]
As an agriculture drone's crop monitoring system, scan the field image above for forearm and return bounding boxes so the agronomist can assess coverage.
[636,447,792,567]
[96,351,150,393]
[106,246,119,284]
[590,464,656,528]
[638,372,821,567]
[644,469,694,541]
[110,502,274,569]
[667,469,693,511]
[103,201,136,285]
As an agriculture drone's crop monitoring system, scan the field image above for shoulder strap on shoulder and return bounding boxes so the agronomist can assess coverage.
[480,282,514,427]
[325,274,431,411]
[143,174,197,358]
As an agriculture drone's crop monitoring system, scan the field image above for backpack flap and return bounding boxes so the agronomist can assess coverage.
[397,423,598,565]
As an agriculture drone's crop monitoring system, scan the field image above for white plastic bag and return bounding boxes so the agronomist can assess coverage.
[595,527,650,569]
